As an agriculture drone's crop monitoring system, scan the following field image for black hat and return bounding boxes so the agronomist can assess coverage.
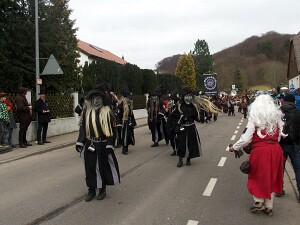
[121,84,132,97]
[39,87,47,95]
[169,90,178,101]
[283,94,295,103]
[152,85,162,96]
[86,79,107,100]
[180,86,193,97]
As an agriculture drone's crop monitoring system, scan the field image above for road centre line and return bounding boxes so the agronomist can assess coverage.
[238,123,242,125]
[203,178,218,196]
[237,126,240,129]
[234,130,238,134]
[218,157,227,167]
[226,145,230,151]
[231,135,236,140]
[187,220,199,225]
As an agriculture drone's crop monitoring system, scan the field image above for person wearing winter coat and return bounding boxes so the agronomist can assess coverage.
[16,87,32,148]
[34,91,52,145]
[3,97,17,148]
[0,92,10,147]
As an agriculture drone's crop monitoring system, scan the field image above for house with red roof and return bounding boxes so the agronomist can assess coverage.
[77,40,127,67]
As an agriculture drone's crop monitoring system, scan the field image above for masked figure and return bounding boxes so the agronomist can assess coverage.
[75,79,120,202]
[166,90,180,156]
[116,84,136,155]
[173,87,202,167]
[147,86,168,147]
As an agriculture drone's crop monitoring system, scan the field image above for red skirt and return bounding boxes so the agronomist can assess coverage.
[247,142,284,199]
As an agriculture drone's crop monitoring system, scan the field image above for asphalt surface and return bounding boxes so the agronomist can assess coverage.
[0,114,299,225]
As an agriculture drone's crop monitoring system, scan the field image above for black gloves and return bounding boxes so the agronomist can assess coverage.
[76,144,83,153]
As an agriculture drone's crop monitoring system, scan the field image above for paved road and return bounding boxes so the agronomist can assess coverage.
[0,114,299,225]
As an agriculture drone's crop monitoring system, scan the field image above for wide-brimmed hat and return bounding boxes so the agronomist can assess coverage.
[121,84,132,98]
[180,86,193,97]
[169,90,178,101]
[0,92,7,97]
[152,85,162,97]
[85,79,108,100]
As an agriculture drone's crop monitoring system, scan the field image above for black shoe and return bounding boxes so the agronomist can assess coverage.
[177,158,183,167]
[97,189,106,200]
[166,140,169,145]
[115,144,122,148]
[19,143,27,148]
[85,189,96,202]
[186,159,191,166]
[151,142,159,147]
[24,142,32,146]
[37,142,44,145]
[122,150,128,155]
[171,151,176,156]
[43,140,51,143]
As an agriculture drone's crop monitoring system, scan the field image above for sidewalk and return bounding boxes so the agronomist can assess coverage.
[0,117,148,165]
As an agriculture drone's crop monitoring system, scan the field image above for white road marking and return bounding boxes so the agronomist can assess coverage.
[237,126,240,129]
[203,178,218,196]
[226,145,230,151]
[218,157,227,167]
[234,130,238,134]
[187,220,199,225]
[238,123,242,125]
[231,135,236,140]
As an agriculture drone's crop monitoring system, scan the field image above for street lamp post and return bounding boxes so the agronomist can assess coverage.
[35,0,40,100]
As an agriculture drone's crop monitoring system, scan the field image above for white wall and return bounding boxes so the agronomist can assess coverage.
[289,75,300,91]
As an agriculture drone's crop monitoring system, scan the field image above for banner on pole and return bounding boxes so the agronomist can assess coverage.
[203,73,218,96]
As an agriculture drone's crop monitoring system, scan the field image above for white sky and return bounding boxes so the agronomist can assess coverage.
[69,0,300,70]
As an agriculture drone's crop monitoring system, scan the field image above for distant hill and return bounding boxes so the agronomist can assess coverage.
[155,31,294,91]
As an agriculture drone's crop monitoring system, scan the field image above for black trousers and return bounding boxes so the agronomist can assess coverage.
[37,122,49,142]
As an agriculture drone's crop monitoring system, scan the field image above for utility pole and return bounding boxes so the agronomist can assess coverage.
[35,0,40,100]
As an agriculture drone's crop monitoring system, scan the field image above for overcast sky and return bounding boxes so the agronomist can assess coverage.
[69,0,299,70]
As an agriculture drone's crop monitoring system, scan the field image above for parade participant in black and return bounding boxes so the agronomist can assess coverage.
[148,86,168,147]
[34,90,51,145]
[106,83,121,149]
[117,84,136,155]
[75,79,120,202]
[174,87,202,167]
[166,90,180,156]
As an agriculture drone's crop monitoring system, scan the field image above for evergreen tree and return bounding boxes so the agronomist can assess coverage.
[192,39,214,91]
[0,0,80,93]
[175,53,196,90]
[234,68,243,92]
[141,69,158,94]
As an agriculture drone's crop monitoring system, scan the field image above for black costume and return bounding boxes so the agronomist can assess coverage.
[166,90,179,156]
[174,87,202,167]
[147,86,168,147]
[76,79,120,202]
[116,85,136,155]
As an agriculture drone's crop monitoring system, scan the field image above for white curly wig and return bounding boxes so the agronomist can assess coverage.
[248,94,285,138]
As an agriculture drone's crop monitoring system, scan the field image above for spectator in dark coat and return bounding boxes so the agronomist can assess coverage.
[34,91,51,145]
[16,87,32,148]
